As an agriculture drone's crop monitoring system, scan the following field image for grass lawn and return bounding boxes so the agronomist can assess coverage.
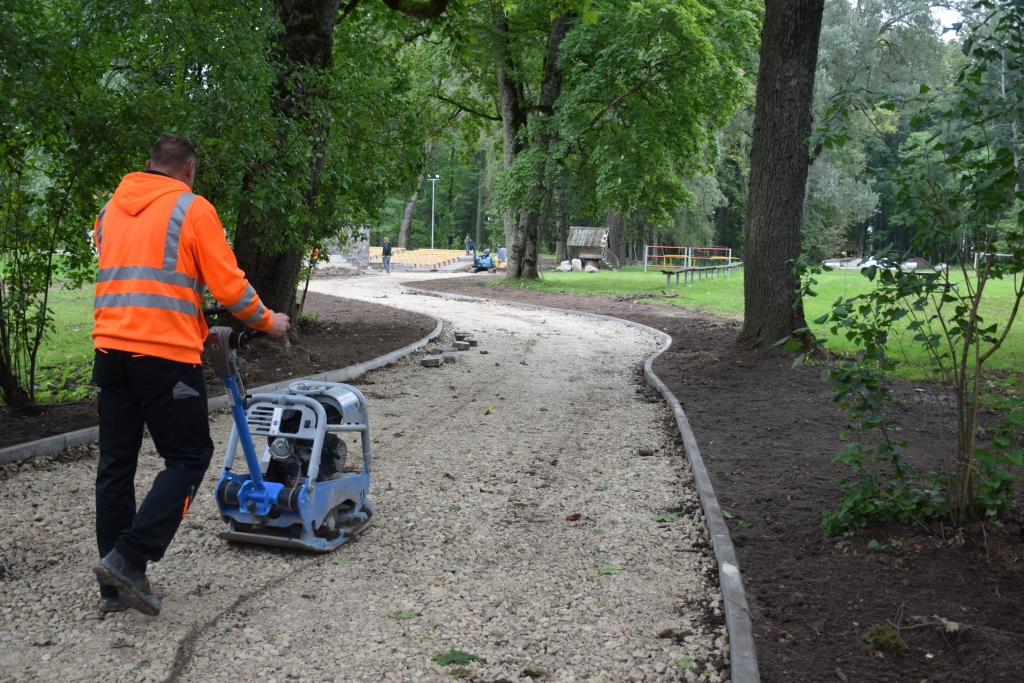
[29,266,1024,398]
[29,285,96,402]
[37,285,96,368]
[504,265,1024,387]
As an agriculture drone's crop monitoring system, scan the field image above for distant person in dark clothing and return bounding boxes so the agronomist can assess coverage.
[382,237,392,274]
[465,235,475,255]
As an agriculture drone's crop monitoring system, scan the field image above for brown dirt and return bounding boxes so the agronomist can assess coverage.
[2,291,435,449]
[414,274,1024,683]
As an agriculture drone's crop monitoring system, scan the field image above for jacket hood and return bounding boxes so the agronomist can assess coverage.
[112,172,191,217]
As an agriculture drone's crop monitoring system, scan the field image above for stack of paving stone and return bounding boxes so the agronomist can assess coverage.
[421,331,479,367]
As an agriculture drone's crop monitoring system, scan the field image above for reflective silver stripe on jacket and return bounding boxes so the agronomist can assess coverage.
[94,293,199,317]
[96,201,110,251]
[97,266,198,291]
[226,284,257,314]
[163,192,196,270]
[238,302,266,325]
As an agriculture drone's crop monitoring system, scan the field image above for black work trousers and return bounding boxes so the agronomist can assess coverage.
[94,349,214,579]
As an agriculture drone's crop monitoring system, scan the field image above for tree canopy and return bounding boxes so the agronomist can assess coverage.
[0,0,981,406]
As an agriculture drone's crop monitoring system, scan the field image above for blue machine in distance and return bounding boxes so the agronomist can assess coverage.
[471,247,496,273]
[204,322,374,552]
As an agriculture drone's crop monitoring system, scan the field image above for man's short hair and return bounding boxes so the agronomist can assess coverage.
[150,135,196,171]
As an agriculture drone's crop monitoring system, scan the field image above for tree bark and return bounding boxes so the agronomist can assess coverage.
[398,188,419,249]
[605,206,627,265]
[399,142,437,248]
[500,11,571,279]
[232,0,342,337]
[738,0,824,347]
[554,187,568,263]
[475,150,486,247]
[494,11,527,274]
[0,359,31,411]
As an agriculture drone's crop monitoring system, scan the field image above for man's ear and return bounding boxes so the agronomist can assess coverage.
[145,159,153,170]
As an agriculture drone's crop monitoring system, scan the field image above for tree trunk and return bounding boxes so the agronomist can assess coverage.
[494,11,527,276]
[398,188,419,249]
[232,0,342,337]
[475,151,486,247]
[605,206,627,265]
[500,12,571,279]
[554,187,568,263]
[0,359,31,411]
[399,142,437,248]
[738,0,824,347]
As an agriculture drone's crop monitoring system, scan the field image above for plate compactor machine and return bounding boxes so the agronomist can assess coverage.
[204,321,374,552]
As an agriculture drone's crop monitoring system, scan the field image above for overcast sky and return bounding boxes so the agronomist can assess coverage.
[932,6,963,42]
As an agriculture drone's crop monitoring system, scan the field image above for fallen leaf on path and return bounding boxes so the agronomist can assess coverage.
[433,649,477,666]
[565,513,581,521]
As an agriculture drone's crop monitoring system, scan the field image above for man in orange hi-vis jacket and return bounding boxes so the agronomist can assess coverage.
[90,136,289,616]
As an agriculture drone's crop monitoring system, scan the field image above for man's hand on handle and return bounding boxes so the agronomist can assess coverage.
[267,311,290,337]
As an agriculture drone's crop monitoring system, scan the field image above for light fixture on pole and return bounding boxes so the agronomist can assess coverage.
[429,174,440,250]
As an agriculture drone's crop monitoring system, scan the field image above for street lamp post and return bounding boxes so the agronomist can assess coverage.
[429,174,440,250]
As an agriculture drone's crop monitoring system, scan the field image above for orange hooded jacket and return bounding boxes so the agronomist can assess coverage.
[92,172,273,364]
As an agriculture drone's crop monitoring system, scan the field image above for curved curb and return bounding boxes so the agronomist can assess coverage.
[0,318,444,467]
[399,284,759,683]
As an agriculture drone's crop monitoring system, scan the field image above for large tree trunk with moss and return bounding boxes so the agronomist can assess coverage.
[738,0,824,347]
[498,12,571,280]
[232,0,342,336]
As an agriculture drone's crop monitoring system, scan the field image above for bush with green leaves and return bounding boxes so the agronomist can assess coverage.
[785,2,1024,531]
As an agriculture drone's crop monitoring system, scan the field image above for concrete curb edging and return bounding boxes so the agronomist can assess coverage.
[399,284,759,683]
[0,318,444,467]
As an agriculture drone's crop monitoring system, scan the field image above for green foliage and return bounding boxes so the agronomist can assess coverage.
[803,1,1024,529]
[802,157,878,261]
[652,513,680,523]
[432,649,478,666]
[1,0,136,408]
[711,0,950,260]
[429,0,759,275]
[1,0,431,406]
[553,0,761,221]
[863,624,907,657]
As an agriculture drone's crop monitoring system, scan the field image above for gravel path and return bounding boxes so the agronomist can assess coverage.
[0,272,727,683]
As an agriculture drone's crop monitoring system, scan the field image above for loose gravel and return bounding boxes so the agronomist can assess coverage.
[0,272,728,683]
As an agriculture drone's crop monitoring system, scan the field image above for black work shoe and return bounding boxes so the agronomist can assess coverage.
[98,596,129,613]
[93,550,161,616]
